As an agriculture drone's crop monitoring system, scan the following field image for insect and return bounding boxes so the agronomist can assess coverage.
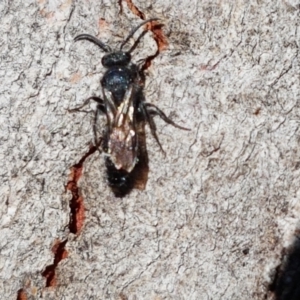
[72,19,189,197]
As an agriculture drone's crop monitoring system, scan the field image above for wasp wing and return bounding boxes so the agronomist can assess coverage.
[103,84,138,173]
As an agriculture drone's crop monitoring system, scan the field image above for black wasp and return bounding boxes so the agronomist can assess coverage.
[72,18,189,197]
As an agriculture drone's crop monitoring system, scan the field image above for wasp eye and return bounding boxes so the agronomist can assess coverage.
[102,52,131,68]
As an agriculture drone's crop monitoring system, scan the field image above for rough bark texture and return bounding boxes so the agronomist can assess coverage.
[1,0,299,299]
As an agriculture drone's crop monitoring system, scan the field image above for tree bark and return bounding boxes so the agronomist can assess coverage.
[1,0,299,299]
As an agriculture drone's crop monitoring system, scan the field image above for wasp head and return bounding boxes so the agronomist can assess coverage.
[101,51,131,68]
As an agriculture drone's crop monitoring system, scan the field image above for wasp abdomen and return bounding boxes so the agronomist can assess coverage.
[105,158,133,197]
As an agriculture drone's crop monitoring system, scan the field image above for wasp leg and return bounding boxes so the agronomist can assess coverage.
[93,105,103,154]
[68,96,106,114]
[68,96,105,153]
[140,103,166,155]
[144,103,190,131]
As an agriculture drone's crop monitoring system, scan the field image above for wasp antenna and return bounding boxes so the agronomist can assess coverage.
[74,34,111,52]
[120,18,160,50]
[127,30,148,54]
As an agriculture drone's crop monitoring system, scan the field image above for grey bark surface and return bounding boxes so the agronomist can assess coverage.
[0,0,299,299]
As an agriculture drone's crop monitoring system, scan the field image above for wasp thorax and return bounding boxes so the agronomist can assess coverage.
[102,52,131,68]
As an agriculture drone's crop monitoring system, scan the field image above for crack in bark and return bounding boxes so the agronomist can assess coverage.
[66,144,99,234]
[42,239,68,287]
[40,145,98,288]
[16,289,27,300]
